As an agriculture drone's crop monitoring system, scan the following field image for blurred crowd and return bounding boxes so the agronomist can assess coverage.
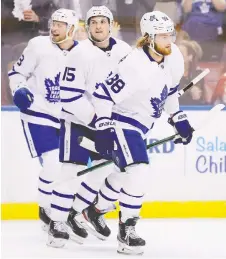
[1,0,226,106]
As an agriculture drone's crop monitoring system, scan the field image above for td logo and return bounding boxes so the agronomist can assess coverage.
[147,139,175,153]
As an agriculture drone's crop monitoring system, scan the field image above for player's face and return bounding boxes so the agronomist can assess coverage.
[50,21,67,43]
[88,16,110,42]
[154,32,174,56]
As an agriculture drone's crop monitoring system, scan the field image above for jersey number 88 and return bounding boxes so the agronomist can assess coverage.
[105,72,125,94]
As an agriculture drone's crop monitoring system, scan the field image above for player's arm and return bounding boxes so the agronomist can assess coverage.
[8,39,37,110]
[91,69,135,158]
[92,69,136,119]
[164,51,193,145]
[164,44,185,116]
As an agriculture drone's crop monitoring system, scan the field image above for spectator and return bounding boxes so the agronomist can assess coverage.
[211,65,226,104]
[115,0,157,44]
[74,23,88,41]
[154,0,183,25]
[2,0,77,44]
[2,41,31,106]
[1,41,14,105]
[175,29,190,44]
[181,0,226,61]
[177,40,206,105]
[22,0,75,35]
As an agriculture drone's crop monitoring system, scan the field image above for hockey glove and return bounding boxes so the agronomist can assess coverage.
[168,111,193,145]
[13,87,34,111]
[95,117,116,159]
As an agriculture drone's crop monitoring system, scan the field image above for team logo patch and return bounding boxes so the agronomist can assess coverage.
[45,73,60,103]
[150,85,168,118]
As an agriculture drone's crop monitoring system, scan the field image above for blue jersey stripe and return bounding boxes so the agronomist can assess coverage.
[52,190,74,199]
[119,202,142,209]
[38,188,52,195]
[168,84,179,96]
[99,190,117,202]
[21,109,59,123]
[121,188,144,198]
[81,182,98,195]
[39,177,53,184]
[61,94,83,103]
[93,92,114,102]
[51,204,70,212]
[75,193,92,205]
[60,86,85,94]
[112,112,150,134]
[8,71,20,77]
[105,178,120,193]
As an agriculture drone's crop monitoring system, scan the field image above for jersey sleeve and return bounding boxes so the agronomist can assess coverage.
[119,41,132,57]
[92,69,130,118]
[164,44,185,115]
[8,38,38,94]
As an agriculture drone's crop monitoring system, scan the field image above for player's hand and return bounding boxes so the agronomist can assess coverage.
[112,21,121,37]
[13,87,34,111]
[23,10,39,22]
[168,111,193,145]
[95,118,116,159]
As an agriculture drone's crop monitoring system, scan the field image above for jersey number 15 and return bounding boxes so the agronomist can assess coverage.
[62,67,76,82]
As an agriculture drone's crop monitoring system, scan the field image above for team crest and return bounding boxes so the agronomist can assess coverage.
[150,85,168,118]
[45,73,60,103]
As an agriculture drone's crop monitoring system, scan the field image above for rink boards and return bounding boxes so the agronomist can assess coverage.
[1,106,226,219]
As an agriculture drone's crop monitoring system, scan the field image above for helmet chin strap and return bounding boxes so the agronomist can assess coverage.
[148,36,163,57]
[51,34,72,44]
[50,25,74,44]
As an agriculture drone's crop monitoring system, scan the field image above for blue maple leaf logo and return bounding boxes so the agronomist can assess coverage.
[150,85,168,118]
[45,73,60,103]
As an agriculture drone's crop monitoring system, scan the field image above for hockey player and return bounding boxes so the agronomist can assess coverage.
[48,5,132,247]
[67,5,132,240]
[8,8,79,230]
[84,11,193,255]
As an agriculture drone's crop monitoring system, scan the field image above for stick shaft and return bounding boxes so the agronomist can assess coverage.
[178,68,209,97]
[77,133,178,176]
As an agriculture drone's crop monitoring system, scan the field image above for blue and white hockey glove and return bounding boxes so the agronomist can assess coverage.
[95,117,116,159]
[13,87,34,111]
[168,111,193,145]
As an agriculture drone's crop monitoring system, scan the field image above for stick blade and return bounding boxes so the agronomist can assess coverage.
[193,103,225,131]
[211,103,225,112]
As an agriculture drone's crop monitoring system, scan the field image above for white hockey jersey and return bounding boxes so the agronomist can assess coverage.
[8,36,77,129]
[60,37,132,126]
[82,37,132,64]
[93,43,184,138]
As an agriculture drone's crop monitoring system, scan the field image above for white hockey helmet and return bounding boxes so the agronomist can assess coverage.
[140,11,175,55]
[85,6,114,31]
[51,8,79,43]
[140,11,174,38]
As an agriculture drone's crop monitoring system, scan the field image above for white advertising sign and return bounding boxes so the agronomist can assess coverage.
[1,109,226,203]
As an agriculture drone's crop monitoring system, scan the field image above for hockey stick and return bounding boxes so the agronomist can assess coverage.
[76,68,210,175]
[77,103,225,176]
[177,68,209,97]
